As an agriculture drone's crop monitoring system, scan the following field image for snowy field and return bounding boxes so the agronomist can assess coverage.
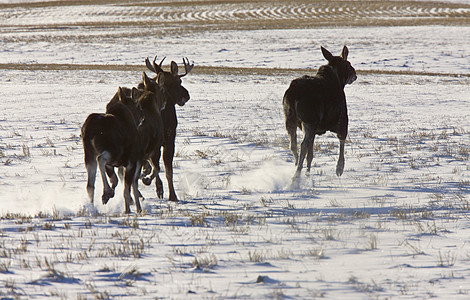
[1,0,470,298]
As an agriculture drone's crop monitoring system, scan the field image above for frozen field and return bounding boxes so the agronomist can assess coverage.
[1,0,470,299]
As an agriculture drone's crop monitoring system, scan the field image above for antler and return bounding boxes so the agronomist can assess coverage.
[145,56,156,72]
[145,56,166,74]
[179,57,194,77]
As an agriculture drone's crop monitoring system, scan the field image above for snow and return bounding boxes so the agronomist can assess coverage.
[0,1,470,299]
[2,26,470,75]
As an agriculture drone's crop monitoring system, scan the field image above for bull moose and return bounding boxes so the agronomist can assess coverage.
[141,56,194,202]
[283,46,357,179]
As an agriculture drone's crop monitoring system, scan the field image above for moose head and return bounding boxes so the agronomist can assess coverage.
[136,72,166,112]
[144,56,194,107]
[321,46,357,86]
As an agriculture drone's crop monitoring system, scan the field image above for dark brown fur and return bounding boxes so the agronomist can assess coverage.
[81,88,142,213]
[135,72,166,192]
[104,73,165,201]
[283,46,357,178]
[142,56,194,202]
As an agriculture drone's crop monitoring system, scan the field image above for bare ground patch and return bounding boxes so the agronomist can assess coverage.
[2,63,470,78]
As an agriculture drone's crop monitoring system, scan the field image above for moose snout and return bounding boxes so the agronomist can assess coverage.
[177,89,190,106]
[178,95,190,106]
[349,73,357,84]
[348,68,357,84]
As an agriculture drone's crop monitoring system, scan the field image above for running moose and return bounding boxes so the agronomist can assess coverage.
[283,46,357,178]
[81,56,193,213]
[81,87,144,214]
[142,56,194,202]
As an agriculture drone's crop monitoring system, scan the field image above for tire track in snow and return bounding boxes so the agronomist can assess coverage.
[1,1,469,29]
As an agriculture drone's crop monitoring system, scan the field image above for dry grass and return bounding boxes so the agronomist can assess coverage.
[1,63,469,78]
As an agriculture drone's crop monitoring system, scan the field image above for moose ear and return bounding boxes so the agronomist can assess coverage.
[321,46,334,62]
[118,87,124,101]
[170,61,178,76]
[341,46,349,60]
[142,72,151,88]
[131,87,140,101]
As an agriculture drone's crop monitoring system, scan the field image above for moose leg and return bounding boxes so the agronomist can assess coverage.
[113,165,138,203]
[123,164,138,214]
[336,139,345,177]
[132,162,142,213]
[149,149,164,199]
[295,123,315,177]
[98,152,114,204]
[105,165,118,190]
[287,125,298,166]
[132,182,142,213]
[85,159,97,203]
[123,178,132,214]
[306,135,315,174]
[163,144,178,202]
[142,159,157,187]
[141,160,153,185]
[141,160,152,179]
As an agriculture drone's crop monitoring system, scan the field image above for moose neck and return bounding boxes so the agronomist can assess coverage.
[161,88,177,107]
[161,99,177,123]
[317,65,346,89]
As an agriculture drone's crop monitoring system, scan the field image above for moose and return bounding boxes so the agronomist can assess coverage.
[140,56,194,202]
[135,72,166,197]
[81,87,143,213]
[283,46,357,179]
[81,73,166,213]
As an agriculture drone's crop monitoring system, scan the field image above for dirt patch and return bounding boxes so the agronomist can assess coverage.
[1,63,469,78]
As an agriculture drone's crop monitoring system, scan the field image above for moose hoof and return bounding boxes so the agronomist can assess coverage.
[290,175,301,190]
[102,190,114,205]
[292,169,301,179]
[156,186,164,199]
[336,165,344,177]
[306,166,312,176]
[142,177,152,186]
[169,194,178,202]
